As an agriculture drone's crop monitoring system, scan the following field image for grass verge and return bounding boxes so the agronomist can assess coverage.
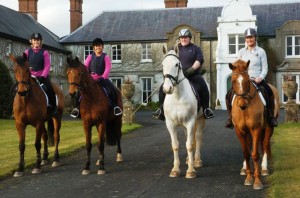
[0,119,142,179]
[267,122,300,197]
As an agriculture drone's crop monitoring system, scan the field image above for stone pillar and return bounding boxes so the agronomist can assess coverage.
[282,79,299,123]
[121,79,135,124]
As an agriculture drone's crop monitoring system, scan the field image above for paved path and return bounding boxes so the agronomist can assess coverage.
[0,110,284,198]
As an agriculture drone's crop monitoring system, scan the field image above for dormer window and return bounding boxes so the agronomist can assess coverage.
[286,36,300,57]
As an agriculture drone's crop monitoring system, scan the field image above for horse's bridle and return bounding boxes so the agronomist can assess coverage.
[232,71,256,100]
[68,69,96,90]
[163,54,185,86]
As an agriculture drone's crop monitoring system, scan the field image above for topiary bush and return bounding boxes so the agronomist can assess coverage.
[0,60,14,119]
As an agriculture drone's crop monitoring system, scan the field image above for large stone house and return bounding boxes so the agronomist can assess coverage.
[61,0,300,108]
[1,0,300,110]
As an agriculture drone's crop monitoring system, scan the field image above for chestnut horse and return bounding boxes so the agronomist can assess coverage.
[162,47,205,179]
[229,59,279,189]
[9,54,64,177]
[66,57,123,175]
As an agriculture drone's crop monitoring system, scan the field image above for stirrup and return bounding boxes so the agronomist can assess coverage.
[114,106,122,116]
[204,108,214,119]
[70,108,79,118]
[152,109,161,119]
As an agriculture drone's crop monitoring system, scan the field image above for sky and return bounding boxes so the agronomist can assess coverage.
[0,0,298,37]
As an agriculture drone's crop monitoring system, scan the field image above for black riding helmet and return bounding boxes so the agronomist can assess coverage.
[244,28,257,37]
[31,33,42,40]
[92,38,104,46]
[178,28,192,38]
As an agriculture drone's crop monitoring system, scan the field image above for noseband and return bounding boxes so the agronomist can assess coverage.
[68,69,96,90]
[163,54,185,86]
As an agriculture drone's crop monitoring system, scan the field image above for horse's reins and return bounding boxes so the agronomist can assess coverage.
[163,54,186,86]
[232,71,256,100]
[69,69,97,90]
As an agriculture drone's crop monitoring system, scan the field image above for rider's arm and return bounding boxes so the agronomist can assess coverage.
[101,55,111,79]
[41,50,51,78]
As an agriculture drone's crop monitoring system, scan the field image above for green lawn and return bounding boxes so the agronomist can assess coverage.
[0,119,142,178]
[266,122,300,198]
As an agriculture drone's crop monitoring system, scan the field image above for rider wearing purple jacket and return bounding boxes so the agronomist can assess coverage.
[153,28,214,121]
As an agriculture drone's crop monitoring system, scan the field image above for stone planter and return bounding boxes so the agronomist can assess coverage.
[121,79,135,124]
[282,80,298,104]
[121,82,135,102]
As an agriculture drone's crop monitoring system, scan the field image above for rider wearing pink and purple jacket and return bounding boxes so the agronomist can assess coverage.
[70,38,122,118]
[25,33,57,115]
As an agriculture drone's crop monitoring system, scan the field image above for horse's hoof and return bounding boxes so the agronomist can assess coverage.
[240,168,246,175]
[97,170,106,175]
[52,161,61,167]
[13,171,24,177]
[253,181,263,190]
[32,168,41,174]
[244,175,254,186]
[169,171,180,178]
[185,171,196,179]
[116,153,123,162]
[82,169,90,175]
[96,160,100,166]
[194,160,202,168]
[41,160,48,166]
[261,169,269,176]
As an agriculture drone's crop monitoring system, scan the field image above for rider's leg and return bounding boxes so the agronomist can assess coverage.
[224,88,234,128]
[152,84,165,121]
[192,75,214,119]
[43,77,58,116]
[261,81,278,127]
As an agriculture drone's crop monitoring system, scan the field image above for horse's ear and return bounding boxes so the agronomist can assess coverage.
[229,63,235,71]
[67,56,71,65]
[174,43,179,54]
[163,45,167,55]
[9,54,15,62]
[22,53,27,61]
[75,56,80,63]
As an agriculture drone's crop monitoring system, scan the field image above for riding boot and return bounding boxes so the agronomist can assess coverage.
[199,87,214,119]
[224,89,234,129]
[268,95,278,127]
[152,84,165,121]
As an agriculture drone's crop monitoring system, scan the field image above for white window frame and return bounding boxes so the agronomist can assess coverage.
[141,43,152,62]
[84,45,93,60]
[286,35,300,58]
[228,34,244,57]
[6,41,12,56]
[141,77,153,105]
[59,55,63,67]
[110,77,123,90]
[111,44,122,63]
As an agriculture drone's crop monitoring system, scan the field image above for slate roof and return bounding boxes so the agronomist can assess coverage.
[61,2,300,44]
[0,5,69,53]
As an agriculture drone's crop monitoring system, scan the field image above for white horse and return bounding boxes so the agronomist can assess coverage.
[162,46,205,179]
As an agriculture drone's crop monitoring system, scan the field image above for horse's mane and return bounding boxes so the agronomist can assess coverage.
[67,57,84,69]
[14,56,27,67]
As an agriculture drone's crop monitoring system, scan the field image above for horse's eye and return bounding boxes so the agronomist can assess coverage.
[175,63,179,67]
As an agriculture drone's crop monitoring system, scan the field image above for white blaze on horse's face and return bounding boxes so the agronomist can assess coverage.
[162,53,181,94]
[237,75,244,94]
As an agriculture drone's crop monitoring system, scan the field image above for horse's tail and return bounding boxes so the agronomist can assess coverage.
[47,119,54,146]
[105,120,117,146]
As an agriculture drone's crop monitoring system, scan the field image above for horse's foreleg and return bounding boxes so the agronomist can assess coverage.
[52,118,61,167]
[41,127,49,166]
[82,123,92,175]
[251,129,263,190]
[194,119,204,168]
[97,123,106,175]
[261,127,273,176]
[32,124,45,174]
[185,123,196,179]
[13,123,26,177]
[166,122,180,178]
[235,130,252,186]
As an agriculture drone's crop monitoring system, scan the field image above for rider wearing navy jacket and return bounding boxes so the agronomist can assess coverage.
[153,28,214,120]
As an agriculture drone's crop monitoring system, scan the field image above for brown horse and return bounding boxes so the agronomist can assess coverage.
[66,56,123,175]
[229,59,279,189]
[9,53,64,177]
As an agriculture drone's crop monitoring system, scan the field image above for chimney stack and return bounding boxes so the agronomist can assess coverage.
[164,0,188,8]
[70,0,83,33]
[18,0,38,20]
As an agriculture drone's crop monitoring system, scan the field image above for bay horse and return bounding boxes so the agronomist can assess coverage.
[9,53,64,177]
[66,56,123,175]
[162,47,205,179]
[229,59,279,189]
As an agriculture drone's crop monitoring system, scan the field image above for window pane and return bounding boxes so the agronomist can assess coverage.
[229,45,236,54]
[287,46,292,56]
[238,36,244,44]
[229,36,235,44]
[287,37,292,46]
[295,36,300,45]
[295,46,300,55]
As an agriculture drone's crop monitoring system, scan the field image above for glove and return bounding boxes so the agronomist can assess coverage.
[36,76,45,83]
[97,77,104,83]
[184,67,195,77]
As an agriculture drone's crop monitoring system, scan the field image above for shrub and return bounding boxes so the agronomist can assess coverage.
[0,60,14,118]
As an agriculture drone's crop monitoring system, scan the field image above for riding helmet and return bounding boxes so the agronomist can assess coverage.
[31,33,42,40]
[92,38,104,46]
[244,28,257,37]
[178,29,192,38]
